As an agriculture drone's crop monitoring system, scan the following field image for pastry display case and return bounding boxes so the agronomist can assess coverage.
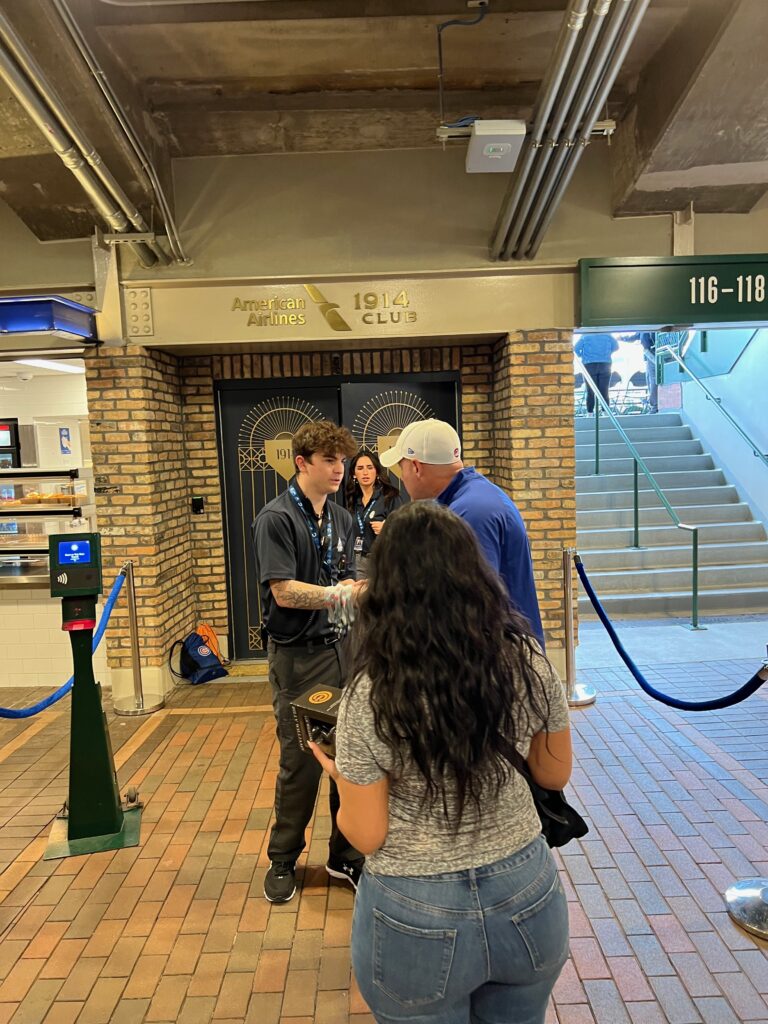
[0,469,94,587]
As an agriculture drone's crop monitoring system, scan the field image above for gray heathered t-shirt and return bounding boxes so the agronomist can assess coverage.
[335,652,570,875]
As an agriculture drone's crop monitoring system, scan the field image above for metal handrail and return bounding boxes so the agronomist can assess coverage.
[658,345,768,471]
[576,356,702,628]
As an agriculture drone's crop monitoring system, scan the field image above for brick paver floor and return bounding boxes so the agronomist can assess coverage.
[0,653,766,1023]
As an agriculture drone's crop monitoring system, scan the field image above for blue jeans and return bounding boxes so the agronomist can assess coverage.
[352,836,569,1024]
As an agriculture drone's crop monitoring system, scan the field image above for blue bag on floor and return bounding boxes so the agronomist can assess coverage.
[169,631,228,685]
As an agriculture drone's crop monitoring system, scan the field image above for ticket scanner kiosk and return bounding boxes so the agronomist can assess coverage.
[45,533,141,858]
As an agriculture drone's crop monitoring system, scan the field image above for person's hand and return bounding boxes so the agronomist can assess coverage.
[340,579,366,597]
[308,741,340,781]
[370,520,384,535]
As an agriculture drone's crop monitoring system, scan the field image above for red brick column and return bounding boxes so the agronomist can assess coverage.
[84,345,198,672]
[493,330,576,655]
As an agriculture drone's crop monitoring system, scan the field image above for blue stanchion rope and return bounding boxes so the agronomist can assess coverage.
[574,554,767,712]
[0,570,126,719]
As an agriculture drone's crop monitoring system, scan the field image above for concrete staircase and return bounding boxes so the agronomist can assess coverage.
[576,412,768,617]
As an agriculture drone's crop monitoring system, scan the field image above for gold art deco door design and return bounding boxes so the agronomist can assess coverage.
[350,388,436,483]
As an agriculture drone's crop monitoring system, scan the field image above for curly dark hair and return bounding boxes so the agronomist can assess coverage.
[292,420,357,462]
[344,449,400,512]
[347,500,550,831]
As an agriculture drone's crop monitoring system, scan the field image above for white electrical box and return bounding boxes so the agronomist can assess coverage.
[466,120,526,173]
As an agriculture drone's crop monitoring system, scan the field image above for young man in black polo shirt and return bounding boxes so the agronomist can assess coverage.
[253,420,362,903]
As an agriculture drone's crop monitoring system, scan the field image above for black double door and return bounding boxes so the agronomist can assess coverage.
[217,374,459,660]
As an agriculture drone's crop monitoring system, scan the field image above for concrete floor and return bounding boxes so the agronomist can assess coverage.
[578,616,767,671]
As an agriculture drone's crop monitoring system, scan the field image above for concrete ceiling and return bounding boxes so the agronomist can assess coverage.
[0,0,765,246]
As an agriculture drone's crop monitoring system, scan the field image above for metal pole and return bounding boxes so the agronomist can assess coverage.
[594,399,600,474]
[723,652,768,940]
[490,0,590,258]
[114,560,165,716]
[127,560,143,710]
[563,548,597,707]
[0,14,162,268]
[632,460,640,548]
[691,529,701,630]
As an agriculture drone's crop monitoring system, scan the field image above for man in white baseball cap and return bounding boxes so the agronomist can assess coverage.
[379,419,462,491]
[380,419,544,647]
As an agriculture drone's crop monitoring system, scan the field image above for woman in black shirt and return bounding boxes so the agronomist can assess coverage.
[345,450,403,579]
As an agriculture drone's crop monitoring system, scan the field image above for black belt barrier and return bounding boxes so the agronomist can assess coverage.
[574,554,767,712]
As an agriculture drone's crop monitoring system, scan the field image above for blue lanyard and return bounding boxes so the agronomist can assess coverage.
[356,488,380,536]
[288,484,334,572]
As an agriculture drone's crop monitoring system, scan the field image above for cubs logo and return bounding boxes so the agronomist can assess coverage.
[198,645,211,657]
[308,690,333,705]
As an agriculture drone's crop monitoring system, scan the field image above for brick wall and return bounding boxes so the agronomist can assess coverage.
[86,334,574,667]
[85,345,197,669]
[493,330,576,648]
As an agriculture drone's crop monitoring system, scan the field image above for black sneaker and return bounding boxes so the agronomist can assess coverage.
[326,856,364,892]
[264,861,297,903]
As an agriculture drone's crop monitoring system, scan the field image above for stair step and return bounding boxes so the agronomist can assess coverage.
[576,454,714,476]
[574,412,765,619]
[576,439,704,459]
[579,587,768,618]
[575,413,683,429]
[581,541,768,572]
[581,562,768,594]
[574,425,693,444]
[577,485,738,511]
[576,502,754,528]
[577,521,767,549]
[578,469,725,494]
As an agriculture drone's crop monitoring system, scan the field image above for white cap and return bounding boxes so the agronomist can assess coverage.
[379,419,462,468]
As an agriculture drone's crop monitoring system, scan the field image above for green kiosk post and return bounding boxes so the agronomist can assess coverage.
[45,534,141,859]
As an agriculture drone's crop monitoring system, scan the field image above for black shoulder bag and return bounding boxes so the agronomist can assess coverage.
[508,746,589,848]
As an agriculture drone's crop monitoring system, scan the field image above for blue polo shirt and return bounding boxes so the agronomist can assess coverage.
[436,467,544,647]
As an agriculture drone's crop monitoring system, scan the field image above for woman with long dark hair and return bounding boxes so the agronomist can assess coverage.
[310,501,572,1024]
[344,449,403,579]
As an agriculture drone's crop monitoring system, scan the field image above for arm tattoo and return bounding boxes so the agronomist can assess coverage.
[270,579,328,610]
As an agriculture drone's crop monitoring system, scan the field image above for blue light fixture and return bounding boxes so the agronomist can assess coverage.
[0,295,98,357]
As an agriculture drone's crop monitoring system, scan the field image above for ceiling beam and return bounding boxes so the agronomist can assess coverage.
[89,0,573,28]
[611,0,768,215]
[155,85,629,157]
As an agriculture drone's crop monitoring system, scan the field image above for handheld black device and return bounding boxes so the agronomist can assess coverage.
[291,684,344,757]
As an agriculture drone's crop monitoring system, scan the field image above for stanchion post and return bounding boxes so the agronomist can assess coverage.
[723,655,768,940]
[114,560,165,717]
[127,560,144,711]
[563,548,596,708]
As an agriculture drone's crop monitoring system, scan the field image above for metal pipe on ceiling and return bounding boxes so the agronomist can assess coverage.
[525,0,651,258]
[489,0,590,261]
[97,0,273,5]
[52,0,188,264]
[512,0,632,259]
[0,11,164,268]
[497,0,612,261]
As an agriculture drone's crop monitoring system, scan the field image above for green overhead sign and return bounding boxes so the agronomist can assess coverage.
[579,254,768,329]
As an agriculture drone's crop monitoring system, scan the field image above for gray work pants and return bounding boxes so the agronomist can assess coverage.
[266,639,359,866]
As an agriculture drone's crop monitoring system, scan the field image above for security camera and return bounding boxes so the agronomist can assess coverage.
[16,371,33,382]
